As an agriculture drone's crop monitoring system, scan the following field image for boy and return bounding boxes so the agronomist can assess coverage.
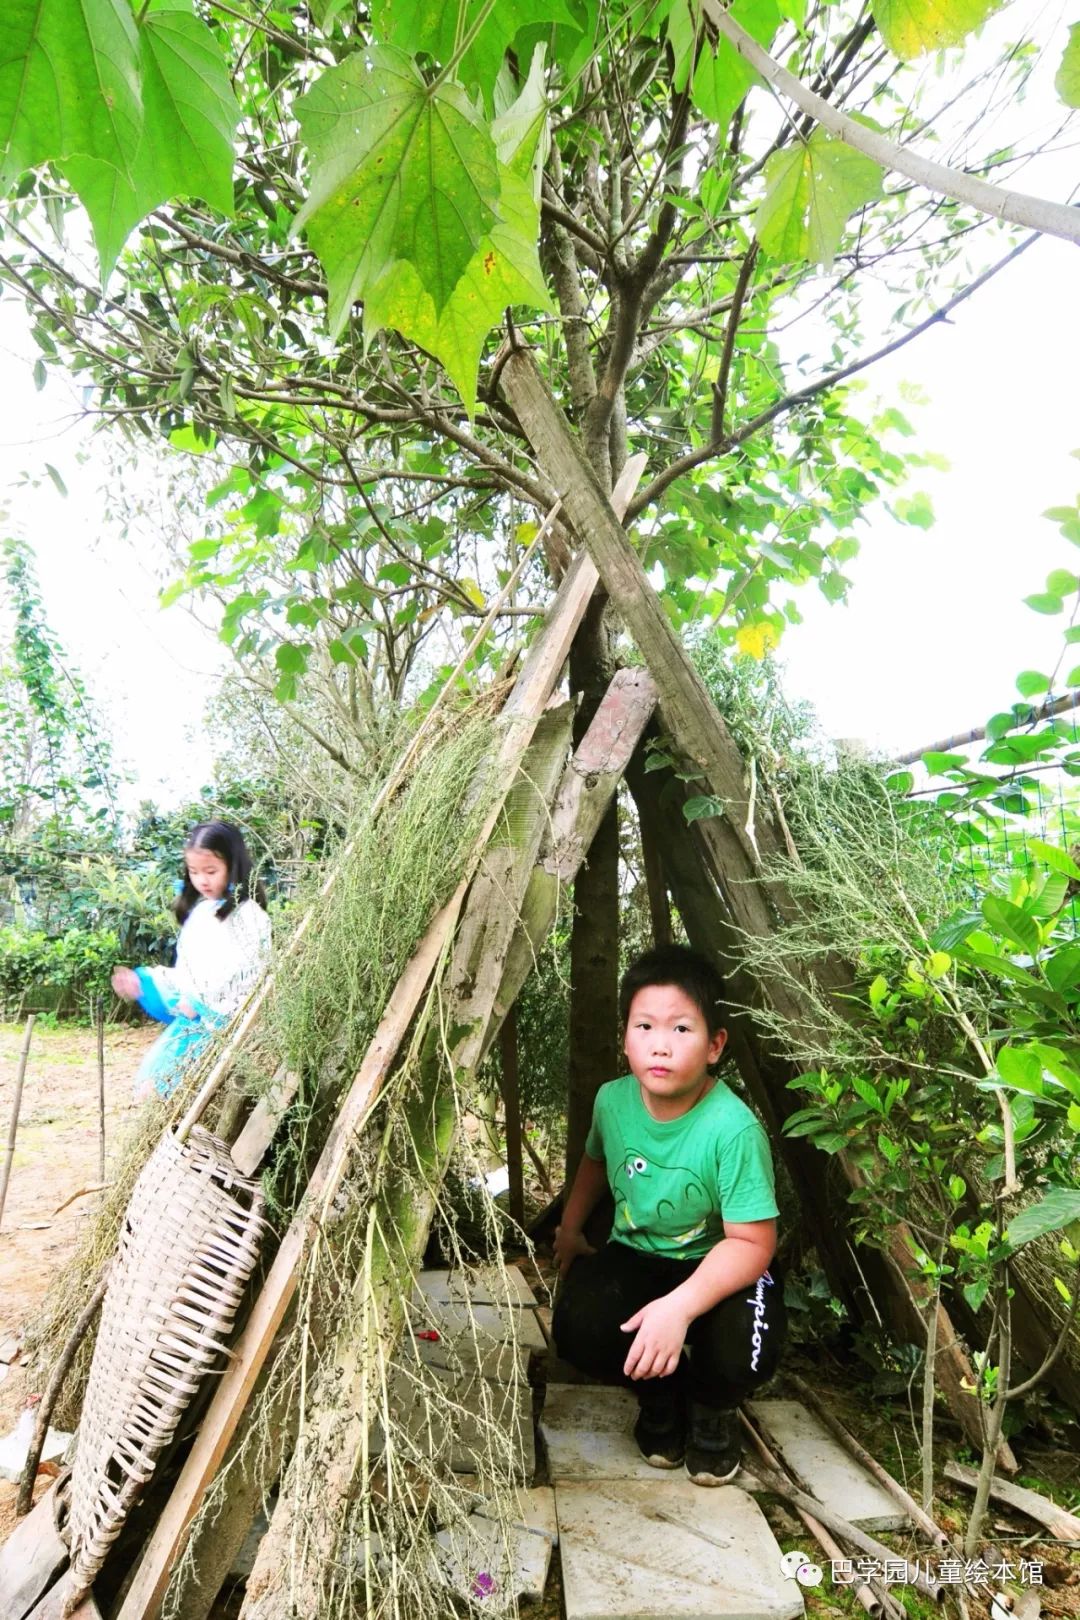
[552,944,785,1484]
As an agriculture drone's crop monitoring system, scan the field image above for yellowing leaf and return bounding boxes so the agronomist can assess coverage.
[736,620,780,658]
[295,47,501,333]
[1057,23,1080,107]
[872,0,1003,59]
[360,48,553,412]
[755,130,883,267]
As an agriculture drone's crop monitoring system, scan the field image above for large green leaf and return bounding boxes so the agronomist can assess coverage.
[62,6,239,280]
[872,0,1004,60]
[755,130,882,267]
[691,0,780,140]
[295,47,501,333]
[362,48,553,412]
[1005,1186,1080,1252]
[370,0,576,105]
[1057,23,1080,106]
[0,0,141,187]
[981,895,1042,956]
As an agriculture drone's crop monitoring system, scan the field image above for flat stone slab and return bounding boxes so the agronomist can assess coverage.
[556,1480,803,1620]
[0,1412,71,1483]
[746,1400,907,1532]
[386,1360,535,1480]
[409,1295,547,1353]
[541,1385,660,1482]
[415,1265,542,1309]
[415,1328,530,1382]
[431,1486,558,1605]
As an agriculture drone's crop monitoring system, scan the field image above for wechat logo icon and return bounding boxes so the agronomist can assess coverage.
[779,1550,824,1587]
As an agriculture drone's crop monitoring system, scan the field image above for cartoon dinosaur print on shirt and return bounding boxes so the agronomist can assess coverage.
[613,1150,714,1250]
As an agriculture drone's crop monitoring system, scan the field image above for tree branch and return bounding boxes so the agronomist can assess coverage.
[703,0,1080,247]
[628,229,1038,518]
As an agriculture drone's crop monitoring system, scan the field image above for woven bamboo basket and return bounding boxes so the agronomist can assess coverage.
[66,1124,264,1595]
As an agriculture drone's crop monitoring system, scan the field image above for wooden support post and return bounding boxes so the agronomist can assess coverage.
[0,1013,35,1233]
[499,1005,525,1228]
[494,350,1012,1468]
[96,1002,106,1186]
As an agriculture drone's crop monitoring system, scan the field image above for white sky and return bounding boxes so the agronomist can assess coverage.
[0,54,1077,807]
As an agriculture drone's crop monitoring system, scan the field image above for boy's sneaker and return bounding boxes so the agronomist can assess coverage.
[633,1392,686,1469]
[685,1403,740,1485]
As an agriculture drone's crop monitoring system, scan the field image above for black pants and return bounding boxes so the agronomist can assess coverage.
[553,1241,785,1410]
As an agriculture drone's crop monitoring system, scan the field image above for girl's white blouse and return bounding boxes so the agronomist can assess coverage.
[164,897,272,1017]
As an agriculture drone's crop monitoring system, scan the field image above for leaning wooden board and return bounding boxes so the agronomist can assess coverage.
[0,1480,69,1620]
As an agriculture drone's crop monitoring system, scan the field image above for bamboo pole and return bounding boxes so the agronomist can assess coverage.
[0,1013,35,1233]
[786,1373,952,1550]
[738,1410,894,1620]
[96,1001,106,1185]
[16,1269,110,1517]
[739,1433,945,1603]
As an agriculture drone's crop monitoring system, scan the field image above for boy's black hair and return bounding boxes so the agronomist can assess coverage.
[619,944,727,1034]
[176,820,268,926]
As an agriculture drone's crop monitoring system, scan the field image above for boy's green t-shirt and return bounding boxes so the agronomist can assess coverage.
[585,1074,778,1260]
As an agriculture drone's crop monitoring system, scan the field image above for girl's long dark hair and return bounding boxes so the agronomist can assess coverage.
[175,821,268,926]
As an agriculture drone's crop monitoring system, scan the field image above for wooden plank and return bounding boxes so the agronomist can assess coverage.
[113,467,646,1620]
[230,1065,300,1177]
[945,1462,1080,1540]
[24,1569,102,1619]
[0,1481,67,1620]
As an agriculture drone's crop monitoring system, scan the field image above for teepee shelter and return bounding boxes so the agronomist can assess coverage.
[3,347,1076,1620]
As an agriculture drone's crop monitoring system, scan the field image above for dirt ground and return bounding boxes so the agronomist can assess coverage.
[0,1021,155,1438]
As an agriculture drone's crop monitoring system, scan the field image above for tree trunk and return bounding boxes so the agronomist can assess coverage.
[499,1006,525,1228]
[564,605,621,1188]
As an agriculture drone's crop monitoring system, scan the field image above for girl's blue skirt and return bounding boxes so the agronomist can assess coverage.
[133,969,226,1100]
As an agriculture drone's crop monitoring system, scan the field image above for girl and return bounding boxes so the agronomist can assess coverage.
[112,821,272,1100]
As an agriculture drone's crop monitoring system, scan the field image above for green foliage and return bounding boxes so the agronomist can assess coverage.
[0,535,119,841]
[62,7,239,280]
[0,922,120,1013]
[295,48,501,332]
[0,0,238,272]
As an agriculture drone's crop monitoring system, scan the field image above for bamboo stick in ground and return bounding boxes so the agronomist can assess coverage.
[787,1372,953,1550]
[0,1013,36,1233]
[16,1269,110,1517]
[738,1409,894,1620]
[738,1414,945,1603]
[96,1002,106,1185]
